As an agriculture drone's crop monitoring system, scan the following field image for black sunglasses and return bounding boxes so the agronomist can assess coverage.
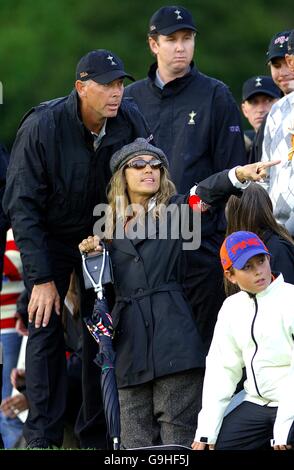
[125,159,163,170]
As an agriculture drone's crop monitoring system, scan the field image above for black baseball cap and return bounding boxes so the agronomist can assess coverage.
[76,49,134,84]
[149,5,196,36]
[242,76,281,101]
[288,29,294,54]
[266,30,291,63]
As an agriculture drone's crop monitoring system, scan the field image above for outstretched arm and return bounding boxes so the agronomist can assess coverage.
[235,160,280,183]
[194,160,280,207]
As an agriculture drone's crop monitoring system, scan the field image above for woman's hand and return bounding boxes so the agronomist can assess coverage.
[236,160,281,183]
[79,235,102,254]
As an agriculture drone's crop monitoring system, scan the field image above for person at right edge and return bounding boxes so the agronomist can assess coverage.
[192,231,294,450]
[124,6,247,410]
[249,30,294,163]
[261,29,294,237]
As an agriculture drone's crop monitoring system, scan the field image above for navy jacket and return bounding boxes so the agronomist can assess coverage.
[125,63,247,250]
[3,91,152,284]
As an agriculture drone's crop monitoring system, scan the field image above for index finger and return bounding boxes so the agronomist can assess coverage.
[263,160,281,169]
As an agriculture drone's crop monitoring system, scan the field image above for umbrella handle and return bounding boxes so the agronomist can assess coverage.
[82,246,106,298]
[113,437,120,450]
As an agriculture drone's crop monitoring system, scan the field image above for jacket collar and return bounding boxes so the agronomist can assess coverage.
[246,273,284,299]
[64,91,132,149]
[147,61,198,96]
[65,90,94,147]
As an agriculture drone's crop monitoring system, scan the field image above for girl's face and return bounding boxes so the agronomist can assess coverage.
[124,154,161,203]
[225,254,272,294]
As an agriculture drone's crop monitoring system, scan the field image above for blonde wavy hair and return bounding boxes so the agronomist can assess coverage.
[104,165,176,239]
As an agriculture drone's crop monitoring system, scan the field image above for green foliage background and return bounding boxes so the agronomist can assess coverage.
[0,0,293,148]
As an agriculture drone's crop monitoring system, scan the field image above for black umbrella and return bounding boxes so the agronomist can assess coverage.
[82,249,120,450]
[85,295,121,450]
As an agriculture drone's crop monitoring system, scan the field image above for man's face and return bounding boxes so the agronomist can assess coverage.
[269,57,294,95]
[149,29,195,79]
[78,78,124,119]
[241,94,278,132]
[285,53,294,74]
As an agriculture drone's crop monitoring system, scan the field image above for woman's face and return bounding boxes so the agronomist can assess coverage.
[124,154,161,203]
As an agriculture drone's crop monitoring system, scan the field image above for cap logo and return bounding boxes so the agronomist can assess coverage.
[231,237,262,255]
[150,24,156,31]
[107,55,117,66]
[274,35,288,46]
[174,9,183,20]
[80,71,88,78]
[255,77,262,87]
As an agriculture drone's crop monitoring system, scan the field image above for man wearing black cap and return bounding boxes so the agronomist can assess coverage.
[249,30,294,163]
[241,75,280,158]
[3,49,152,449]
[124,6,247,415]
[261,29,294,237]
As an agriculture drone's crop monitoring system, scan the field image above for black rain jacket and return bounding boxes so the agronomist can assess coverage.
[110,170,241,388]
[3,91,152,284]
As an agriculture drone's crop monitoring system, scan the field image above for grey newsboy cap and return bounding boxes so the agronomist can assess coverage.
[110,138,169,174]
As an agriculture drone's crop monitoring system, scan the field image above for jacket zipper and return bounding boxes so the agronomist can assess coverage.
[250,295,262,398]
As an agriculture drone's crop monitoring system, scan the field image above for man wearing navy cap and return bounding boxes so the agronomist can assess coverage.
[3,49,152,449]
[266,30,294,96]
[124,5,247,423]
[250,30,294,163]
[261,29,294,237]
[241,75,280,157]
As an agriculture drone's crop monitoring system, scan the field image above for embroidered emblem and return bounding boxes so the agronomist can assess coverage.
[229,126,241,133]
[107,55,116,66]
[255,77,262,87]
[274,35,289,47]
[80,72,88,78]
[174,9,183,20]
[188,111,197,125]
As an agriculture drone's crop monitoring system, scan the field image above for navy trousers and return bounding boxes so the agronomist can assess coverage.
[216,401,278,450]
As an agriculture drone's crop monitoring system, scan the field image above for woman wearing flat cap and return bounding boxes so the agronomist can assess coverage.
[79,137,278,448]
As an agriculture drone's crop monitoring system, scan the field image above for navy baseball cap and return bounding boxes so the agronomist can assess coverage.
[266,30,291,63]
[220,231,270,271]
[287,29,294,54]
[149,6,197,36]
[76,49,134,84]
[242,76,281,101]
